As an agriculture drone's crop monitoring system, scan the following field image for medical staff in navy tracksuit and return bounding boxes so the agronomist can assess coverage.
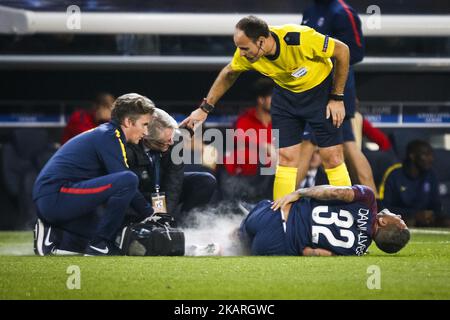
[33,93,155,256]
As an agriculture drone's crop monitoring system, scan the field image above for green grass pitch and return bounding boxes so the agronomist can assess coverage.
[1,229,449,300]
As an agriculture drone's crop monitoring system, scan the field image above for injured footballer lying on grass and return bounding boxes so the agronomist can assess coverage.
[34,184,410,257]
[232,184,410,256]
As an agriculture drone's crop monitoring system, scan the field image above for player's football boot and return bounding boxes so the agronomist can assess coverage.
[84,239,120,256]
[33,218,60,256]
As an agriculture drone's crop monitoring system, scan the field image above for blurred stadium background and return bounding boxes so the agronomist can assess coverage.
[0,0,449,230]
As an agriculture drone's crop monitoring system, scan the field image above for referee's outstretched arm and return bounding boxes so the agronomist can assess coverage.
[180,64,241,130]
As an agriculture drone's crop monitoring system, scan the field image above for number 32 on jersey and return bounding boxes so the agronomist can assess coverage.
[311,206,355,249]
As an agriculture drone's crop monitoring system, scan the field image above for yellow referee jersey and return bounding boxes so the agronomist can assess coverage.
[231,24,335,93]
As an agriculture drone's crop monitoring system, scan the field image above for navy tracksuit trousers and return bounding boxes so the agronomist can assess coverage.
[35,171,139,242]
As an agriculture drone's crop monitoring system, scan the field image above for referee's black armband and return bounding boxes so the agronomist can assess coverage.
[199,99,215,113]
[329,93,344,101]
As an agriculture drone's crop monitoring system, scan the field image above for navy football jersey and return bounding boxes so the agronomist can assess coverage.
[302,0,365,65]
[286,185,377,256]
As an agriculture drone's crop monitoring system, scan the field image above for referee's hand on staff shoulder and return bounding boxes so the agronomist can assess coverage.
[179,107,208,131]
[326,100,345,128]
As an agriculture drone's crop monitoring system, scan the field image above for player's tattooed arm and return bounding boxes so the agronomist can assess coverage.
[271,185,355,211]
[295,185,355,202]
[302,247,335,257]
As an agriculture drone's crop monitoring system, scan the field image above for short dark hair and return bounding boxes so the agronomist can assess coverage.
[406,139,432,157]
[253,77,274,99]
[374,224,410,254]
[236,15,270,42]
[93,92,114,109]
[111,93,155,124]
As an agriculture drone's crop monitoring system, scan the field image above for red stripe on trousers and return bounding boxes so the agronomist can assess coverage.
[338,0,362,47]
[60,184,112,194]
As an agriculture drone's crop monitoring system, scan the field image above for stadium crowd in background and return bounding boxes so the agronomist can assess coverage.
[379,140,447,227]
[219,77,275,202]
[223,77,274,177]
[61,92,115,145]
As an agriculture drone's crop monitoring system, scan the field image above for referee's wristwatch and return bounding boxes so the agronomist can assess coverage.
[329,93,345,101]
[199,98,215,114]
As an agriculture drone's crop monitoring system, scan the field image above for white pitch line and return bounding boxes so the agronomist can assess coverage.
[410,241,450,244]
[0,243,33,256]
[410,229,450,235]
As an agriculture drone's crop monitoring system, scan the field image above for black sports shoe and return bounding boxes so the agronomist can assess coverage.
[84,239,120,256]
[33,219,59,256]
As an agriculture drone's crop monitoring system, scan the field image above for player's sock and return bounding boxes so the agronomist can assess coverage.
[273,165,298,200]
[325,162,351,186]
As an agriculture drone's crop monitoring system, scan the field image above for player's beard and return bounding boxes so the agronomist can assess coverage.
[262,103,271,113]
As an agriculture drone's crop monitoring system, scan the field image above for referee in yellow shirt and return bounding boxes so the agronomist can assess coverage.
[181,15,351,200]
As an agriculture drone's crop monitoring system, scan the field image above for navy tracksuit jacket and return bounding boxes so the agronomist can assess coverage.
[33,121,153,241]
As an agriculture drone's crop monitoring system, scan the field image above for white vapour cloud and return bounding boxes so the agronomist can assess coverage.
[182,202,247,256]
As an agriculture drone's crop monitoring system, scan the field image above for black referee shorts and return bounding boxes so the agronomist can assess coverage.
[271,73,344,148]
[303,118,355,145]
